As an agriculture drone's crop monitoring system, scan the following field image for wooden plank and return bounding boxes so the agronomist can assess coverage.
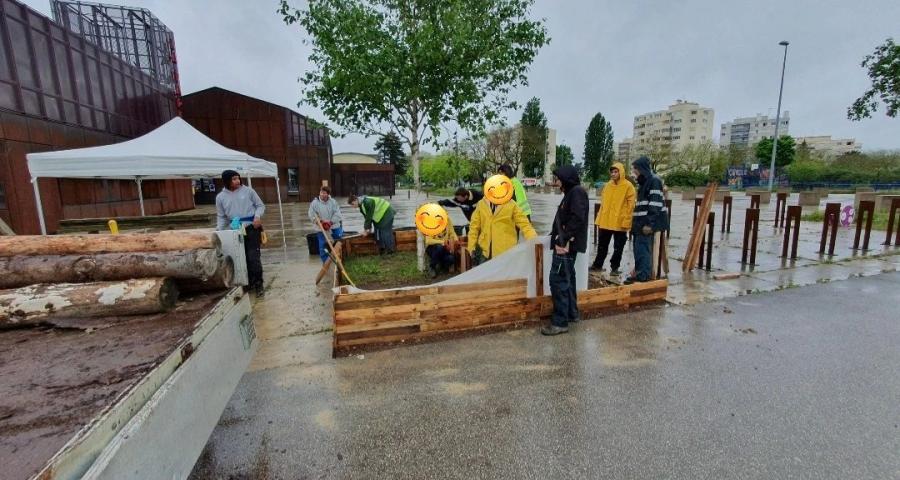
[420,285,525,303]
[334,286,438,304]
[334,294,425,312]
[683,183,717,272]
[436,278,527,294]
[335,318,424,335]
[418,294,531,319]
[534,244,544,297]
[334,303,426,324]
[335,324,422,342]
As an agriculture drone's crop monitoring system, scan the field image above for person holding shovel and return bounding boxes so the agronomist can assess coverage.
[308,186,344,263]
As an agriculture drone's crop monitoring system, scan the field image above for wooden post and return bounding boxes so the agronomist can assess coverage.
[534,243,544,297]
[665,199,672,239]
[819,202,841,256]
[853,201,875,251]
[750,194,761,210]
[742,208,759,265]
[782,206,802,259]
[884,198,900,246]
[693,197,702,223]
[656,232,669,278]
[0,231,221,256]
[721,195,733,233]
[593,203,601,246]
[698,212,714,270]
[774,192,788,228]
[683,183,717,273]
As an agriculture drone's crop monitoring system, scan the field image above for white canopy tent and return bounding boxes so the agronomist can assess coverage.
[26,117,287,252]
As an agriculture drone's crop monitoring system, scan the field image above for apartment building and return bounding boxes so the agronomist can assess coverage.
[632,100,714,154]
[720,112,790,147]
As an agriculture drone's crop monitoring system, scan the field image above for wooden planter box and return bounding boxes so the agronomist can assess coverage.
[343,228,419,256]
[332,276,668,356]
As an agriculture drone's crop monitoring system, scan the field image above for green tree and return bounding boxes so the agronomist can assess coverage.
[279,0,549,190]
[848,38,900,120]
[418,153,473,187]
[755,135,796,168]
[374,132,408,176]
[555,144,574,169]
[583,113,614,181]
[519,97,548,177]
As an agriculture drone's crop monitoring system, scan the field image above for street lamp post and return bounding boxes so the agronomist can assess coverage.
[769,40,789,191]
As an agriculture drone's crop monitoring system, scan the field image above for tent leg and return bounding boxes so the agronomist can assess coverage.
[32,177,47,235]
[136,178,145,216]
[276,177,287,260]
[247,176,252,187]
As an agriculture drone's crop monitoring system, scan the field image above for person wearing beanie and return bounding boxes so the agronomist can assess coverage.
[215,169,266,296]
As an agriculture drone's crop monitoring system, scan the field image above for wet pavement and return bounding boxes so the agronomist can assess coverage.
[163,189,900,479]
[190,271,900,480]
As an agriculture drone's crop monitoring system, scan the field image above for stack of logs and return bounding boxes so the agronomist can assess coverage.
[0,231,234,328]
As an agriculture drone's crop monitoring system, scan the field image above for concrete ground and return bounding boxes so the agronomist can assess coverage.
[190,271,900,480]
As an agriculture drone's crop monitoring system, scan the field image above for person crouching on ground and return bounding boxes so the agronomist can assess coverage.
[349,194,396,255]
[425,216,459,278]
[542,165,589,336]
[591,162,636,276]
[308,185,343,263]
[215,169,266,297]
[467,190,537,265]
[625,156,668,284]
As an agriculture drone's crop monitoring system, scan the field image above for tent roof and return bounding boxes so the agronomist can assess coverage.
[26,117,277,180]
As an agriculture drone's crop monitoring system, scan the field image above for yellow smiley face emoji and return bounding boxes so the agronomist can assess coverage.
[484,174,514,205]
[415,203,449,236]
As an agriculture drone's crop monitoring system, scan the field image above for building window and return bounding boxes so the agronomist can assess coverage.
[287,168,299,193]
[690,119,697,123]
[690,136,695,140]
[691,110,697,114]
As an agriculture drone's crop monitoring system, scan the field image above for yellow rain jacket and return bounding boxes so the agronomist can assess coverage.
[594,162,636,232]
[424,217,459,247]
[467,199,537,259]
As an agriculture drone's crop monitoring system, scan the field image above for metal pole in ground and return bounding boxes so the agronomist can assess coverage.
[769,41,789,192]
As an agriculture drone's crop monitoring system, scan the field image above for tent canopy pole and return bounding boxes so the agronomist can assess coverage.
[276,177,287,260]
[32,177,47,235]
[136,177,145,216]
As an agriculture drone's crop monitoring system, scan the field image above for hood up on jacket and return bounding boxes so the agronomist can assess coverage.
[553,165,580,192]
[610,162,626,183]
[632,156,653,180]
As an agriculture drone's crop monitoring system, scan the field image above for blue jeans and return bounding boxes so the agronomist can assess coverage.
[317,227,344,263]
[633,232,652,281]
[549,251,578,327]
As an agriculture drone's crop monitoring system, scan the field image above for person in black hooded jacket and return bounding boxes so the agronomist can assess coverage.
[543,165,589,336]
[626,156,668,284]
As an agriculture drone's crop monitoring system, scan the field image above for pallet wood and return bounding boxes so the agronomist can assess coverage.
[683,183,717,272]
[332,277,668,355]
[0,231,220,257]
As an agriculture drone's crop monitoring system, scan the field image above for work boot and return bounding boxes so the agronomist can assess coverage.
[541,324,569,336]
[255,286,265,298]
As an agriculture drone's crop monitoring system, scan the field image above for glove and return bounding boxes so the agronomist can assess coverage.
[321,221,332,231]
[641,225,653,236]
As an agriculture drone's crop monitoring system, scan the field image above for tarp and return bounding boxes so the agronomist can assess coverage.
[338,235,590,297]
[26,117,277,179]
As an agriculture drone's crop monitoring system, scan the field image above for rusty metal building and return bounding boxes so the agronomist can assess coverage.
[331,163,395,197]
[0,0,189,234]
[181,87,333,204]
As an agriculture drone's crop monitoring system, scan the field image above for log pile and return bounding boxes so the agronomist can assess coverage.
[0,231,236,327]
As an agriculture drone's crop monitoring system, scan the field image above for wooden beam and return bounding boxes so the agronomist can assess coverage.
[683,183,717,272]
[534,243,544,297]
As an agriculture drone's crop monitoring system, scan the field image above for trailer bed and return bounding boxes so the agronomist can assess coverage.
[0,292,228,480]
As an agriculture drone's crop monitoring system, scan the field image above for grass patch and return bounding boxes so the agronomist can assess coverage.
[422,187,458,197]
[801,209,892,230]
[342,251,453,289]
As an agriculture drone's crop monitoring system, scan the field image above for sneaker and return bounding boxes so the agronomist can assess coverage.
[568,317,580,324]
[541,324,569,336]
[623,277,637,285]
[610,269,622,276]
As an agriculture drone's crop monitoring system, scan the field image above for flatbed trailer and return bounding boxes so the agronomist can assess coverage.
[0,287,257,480]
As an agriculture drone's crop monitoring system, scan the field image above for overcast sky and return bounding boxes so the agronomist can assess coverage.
[23,0,900,158]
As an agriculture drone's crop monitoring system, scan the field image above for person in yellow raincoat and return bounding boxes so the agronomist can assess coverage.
[590,162,636,275]
[467,197,537,265]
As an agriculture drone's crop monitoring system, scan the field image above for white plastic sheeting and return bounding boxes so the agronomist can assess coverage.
[26,117,277,179]
[339,234,590,297]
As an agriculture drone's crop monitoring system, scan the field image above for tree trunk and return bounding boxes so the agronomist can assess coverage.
[175,256,235,294]
[0,277,178,327]
[0,231,220,257]
[0,249,221,289]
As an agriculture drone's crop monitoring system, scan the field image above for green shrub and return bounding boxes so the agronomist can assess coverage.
[663,169,712,187]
